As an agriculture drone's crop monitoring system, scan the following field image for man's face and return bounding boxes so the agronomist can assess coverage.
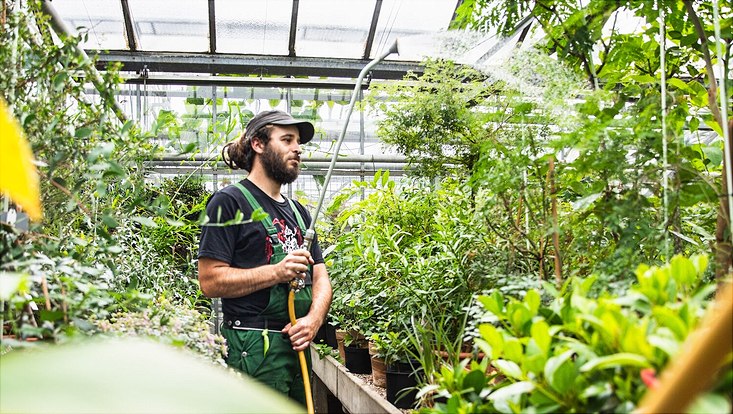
[260,125,301,184]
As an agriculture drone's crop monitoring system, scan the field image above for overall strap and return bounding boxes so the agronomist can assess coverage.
[287,199,307,233]
[233,182,307,235]
[233,182,278,238]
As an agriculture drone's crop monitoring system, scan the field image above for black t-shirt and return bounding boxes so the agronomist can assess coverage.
[198,178,324,317]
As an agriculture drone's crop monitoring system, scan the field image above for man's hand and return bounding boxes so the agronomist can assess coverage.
[282,314,320,352]
[274,249,314,284]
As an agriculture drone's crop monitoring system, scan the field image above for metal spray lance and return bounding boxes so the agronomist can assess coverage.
[287,40,400,414]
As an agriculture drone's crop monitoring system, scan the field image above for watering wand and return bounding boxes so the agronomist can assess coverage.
[288,40,400,414]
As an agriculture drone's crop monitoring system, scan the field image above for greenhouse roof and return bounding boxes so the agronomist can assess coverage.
[47,0,479,80]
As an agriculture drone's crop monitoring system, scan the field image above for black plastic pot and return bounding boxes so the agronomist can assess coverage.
[325,322,338,349]
[386,360,422,409]
[344,345,372,374]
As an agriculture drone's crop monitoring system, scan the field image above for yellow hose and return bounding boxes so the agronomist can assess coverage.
[288,290,315,414]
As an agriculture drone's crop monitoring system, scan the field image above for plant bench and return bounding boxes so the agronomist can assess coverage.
[310,346,402,414]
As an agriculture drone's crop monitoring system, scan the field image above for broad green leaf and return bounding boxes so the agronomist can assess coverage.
[670,255,697,287]
[571,192,603,211]
[652,307,688,340]
[687,392,732,414]
[524,290,541,316]
[647,334,680,357]
[579,353,650,372]
[509,304,532,333]
[462,369,488,393]
[492,359,523,380]
[0,338,301,413]
[530,320,551,355]
[101,214,119,228]
[701,146,723,167]
[479,291,505,318]
[488,381,535,403]
[669,230,699,246]
[522,352,546,375]
[478,324,504,359]
[690,254,709,276]
[131,216,159,228]
[544,350,576,394]
[667,78,690,92]
[504,338,524,362]
[74,127,93,138]
[0,272,29,301]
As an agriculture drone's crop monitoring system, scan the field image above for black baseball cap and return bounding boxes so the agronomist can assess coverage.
[244,110,315,144]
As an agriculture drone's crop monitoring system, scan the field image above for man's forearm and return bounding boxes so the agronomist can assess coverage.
[308,264,332,326]
[199,261,280,298]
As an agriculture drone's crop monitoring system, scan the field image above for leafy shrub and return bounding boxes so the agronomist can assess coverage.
[421,255,732,413]
[94,297,227,366]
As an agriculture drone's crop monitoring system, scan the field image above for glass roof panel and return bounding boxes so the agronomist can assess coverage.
[371,0,457,60]
[215,0,290,55]
[127,0,209,52]
[296,0,376,59]
[53,0,126,50]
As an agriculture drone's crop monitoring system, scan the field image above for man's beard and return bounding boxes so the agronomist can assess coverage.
[261,144,300,184]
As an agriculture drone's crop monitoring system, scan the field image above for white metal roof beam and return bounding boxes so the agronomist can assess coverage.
[89,50,424,80]
[363,0,383,60]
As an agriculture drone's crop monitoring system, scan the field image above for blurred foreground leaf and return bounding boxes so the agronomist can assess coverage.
[0,338,303,413]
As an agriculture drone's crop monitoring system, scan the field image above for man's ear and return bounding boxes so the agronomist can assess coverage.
[250,136,265,154]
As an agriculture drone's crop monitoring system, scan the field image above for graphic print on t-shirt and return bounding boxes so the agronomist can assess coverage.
[265,217,304,262]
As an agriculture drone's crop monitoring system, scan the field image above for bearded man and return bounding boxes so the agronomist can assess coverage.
[198,110,332,406]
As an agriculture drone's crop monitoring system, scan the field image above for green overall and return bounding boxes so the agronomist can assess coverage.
[221,183,313,404]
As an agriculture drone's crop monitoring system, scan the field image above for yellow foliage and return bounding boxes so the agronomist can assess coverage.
[0,98,41,221]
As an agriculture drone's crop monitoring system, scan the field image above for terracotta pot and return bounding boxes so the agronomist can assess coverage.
[335,330,347,361]
[368,341,387,388]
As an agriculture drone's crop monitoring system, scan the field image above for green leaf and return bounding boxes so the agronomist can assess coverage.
[106,245,123,254]
[178,142,197,155]
[504,338,524,362]
[52,72,68,90]
[667,78,690,92]
[492,359,523,380]
[164,218,186,227]
[0,272,29,301]
[701,146,723,167]
[488,381,535,403]
[101,214,119,228]
[544,350,576,394]
[0,338,301,413]
[530,320,551,355]
[669,230,699,246]
[74,127,93,138]
[579,353,650,372]
[524,290,540,315]
[250,208,269,222]
[131,216,159,228]
[690,254,709,276]
[652,307,689,340]
[571,192,602,211]
[463,369,488,393]
[686,392,732,414]
[670,255,697,287]
[478,291,505,318]
[478,324,504,359]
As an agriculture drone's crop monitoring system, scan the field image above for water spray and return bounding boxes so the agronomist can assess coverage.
[290,40,399,414]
